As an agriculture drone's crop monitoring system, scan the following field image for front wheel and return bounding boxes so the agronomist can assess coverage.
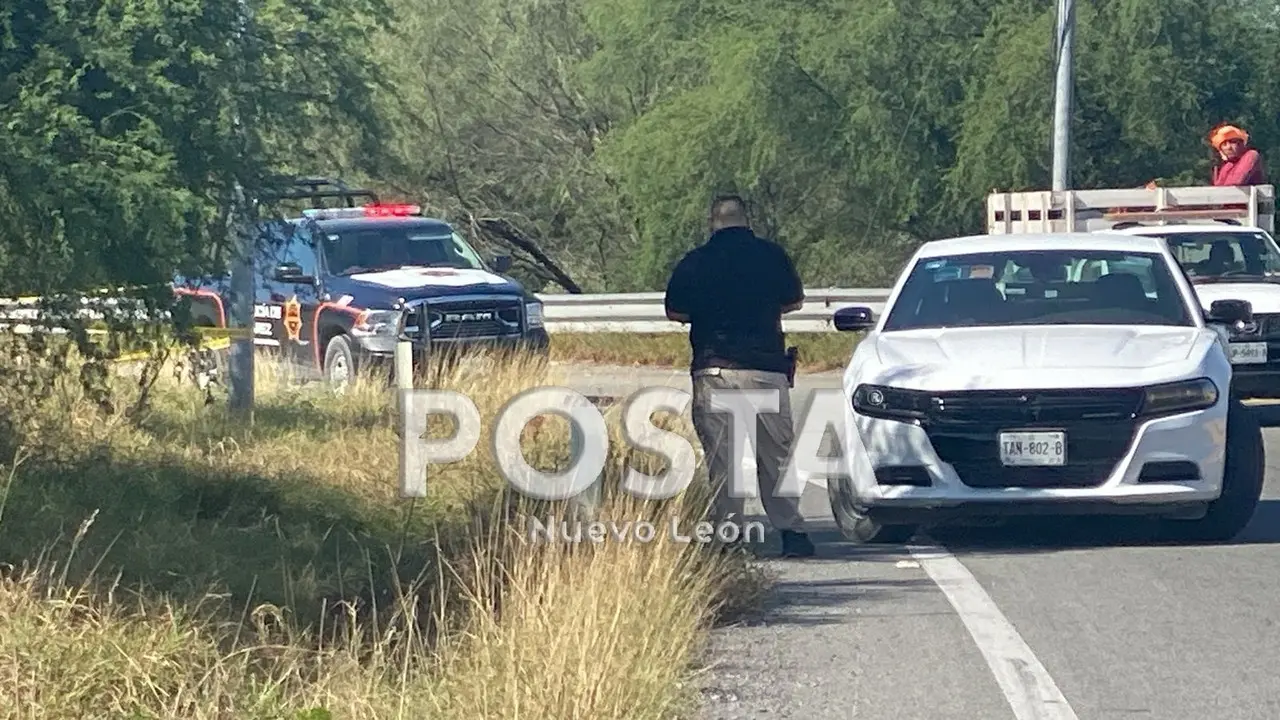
[827,475,918,544]
[1162,398,1264,542]
[323,334,358,393]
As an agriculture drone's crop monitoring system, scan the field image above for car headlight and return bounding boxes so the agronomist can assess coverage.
[1139,378,1219,416]
[851,384,928,421]
[525,301,544,329]
[352,309,401,337]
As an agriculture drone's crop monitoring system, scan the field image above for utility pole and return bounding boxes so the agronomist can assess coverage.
[226,0,255,419]
[227,182,254,418]
[1051,0,1075,192]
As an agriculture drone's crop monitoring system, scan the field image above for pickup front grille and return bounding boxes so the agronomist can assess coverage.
[1259,313,1280,337]
[404,297,522,341]
[921,388,1143,489]
[1223,313,1280,374]
[1234,312,1280,338]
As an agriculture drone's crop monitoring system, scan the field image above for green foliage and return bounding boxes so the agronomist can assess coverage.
[0,0,390,296]
[5,0,1280,297]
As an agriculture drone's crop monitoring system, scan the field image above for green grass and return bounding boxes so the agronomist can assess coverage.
[549,332,864,372]
[0,342,769,719]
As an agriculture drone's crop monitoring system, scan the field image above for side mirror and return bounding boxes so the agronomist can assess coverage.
[833,305,875,332]
[273,263,315,285]
[490,254,512,273]
[1207,298,1253,325]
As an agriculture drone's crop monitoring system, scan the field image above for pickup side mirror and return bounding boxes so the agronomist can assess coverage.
[490,254,512,273]
[273,263,315,285]
[833,305,875,332]
[1206,298,1253,326]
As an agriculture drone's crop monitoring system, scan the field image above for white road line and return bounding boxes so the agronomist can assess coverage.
[908,542,1080,720]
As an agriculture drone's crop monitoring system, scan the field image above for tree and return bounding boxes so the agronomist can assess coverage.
[0,0,391,297]
[0,0,392,412]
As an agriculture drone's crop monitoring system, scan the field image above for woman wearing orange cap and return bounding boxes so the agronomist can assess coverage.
[1209,123,1266,186]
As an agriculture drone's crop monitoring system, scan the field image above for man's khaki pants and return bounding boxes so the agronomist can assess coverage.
[691,367,804,532]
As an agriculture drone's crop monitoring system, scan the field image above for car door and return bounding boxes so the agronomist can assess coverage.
[260,221,323,372]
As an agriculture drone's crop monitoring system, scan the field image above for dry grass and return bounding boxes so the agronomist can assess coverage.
[549,332,863,372]
[0,340,771,719]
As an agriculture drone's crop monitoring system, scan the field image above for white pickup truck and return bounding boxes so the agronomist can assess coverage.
[987,184,1280,401]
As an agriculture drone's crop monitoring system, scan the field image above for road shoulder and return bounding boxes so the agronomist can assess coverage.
[695,529,1015,720]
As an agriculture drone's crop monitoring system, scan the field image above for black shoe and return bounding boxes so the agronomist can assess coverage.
[779,530,815,558]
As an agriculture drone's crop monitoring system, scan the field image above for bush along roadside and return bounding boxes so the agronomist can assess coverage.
[0,343,771,718]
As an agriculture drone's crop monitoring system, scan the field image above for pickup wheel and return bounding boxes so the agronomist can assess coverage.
[827,476,918,544]
[323,334,357,393]
[1163,398,1264,543]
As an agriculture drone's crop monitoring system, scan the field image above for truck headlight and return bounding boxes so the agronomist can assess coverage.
[352,309,400,337]
[1139,378,1219,416]
[525,301,544,329]
[851,384,928,421]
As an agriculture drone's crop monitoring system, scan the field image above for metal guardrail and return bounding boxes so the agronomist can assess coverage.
[536,289,890,332]
[0,288,892,334]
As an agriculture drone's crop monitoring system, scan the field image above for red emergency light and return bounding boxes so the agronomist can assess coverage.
[363,203,421,217]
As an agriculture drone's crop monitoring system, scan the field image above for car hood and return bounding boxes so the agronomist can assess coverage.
[1190,281,1280,314]
[337,266,525,302]
[861,325,1214,391]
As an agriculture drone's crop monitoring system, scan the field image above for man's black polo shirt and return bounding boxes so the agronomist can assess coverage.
[663,226,804,374]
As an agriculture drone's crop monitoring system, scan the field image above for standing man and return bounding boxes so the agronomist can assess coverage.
[663,194,814,558]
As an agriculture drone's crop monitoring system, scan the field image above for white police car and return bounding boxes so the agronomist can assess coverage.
[828,232,1265,544]
[1105,222,1280,400]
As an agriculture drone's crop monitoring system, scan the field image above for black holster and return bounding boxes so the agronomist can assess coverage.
[784,346,798,388]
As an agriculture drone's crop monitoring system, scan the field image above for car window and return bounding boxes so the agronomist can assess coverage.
[255,221,319,279]
[321,226,486,275]
[882,249,1194,331]
[1156,231,1280,280]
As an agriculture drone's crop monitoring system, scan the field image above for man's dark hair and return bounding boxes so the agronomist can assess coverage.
[709,193,749,229]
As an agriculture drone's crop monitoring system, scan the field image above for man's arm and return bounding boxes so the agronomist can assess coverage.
[776,244,805,313]
[664,254,695,323]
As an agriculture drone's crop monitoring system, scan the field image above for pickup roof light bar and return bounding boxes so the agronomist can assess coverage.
[300,203,423,220]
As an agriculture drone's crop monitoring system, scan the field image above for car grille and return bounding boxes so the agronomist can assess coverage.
[1258,313,1280,337]
[405,298,522,340]
[1226,312,1280,373]
[921,388,1144,489]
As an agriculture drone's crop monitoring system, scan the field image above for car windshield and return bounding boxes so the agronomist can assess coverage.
[321,226,487,275]
[881,249,1195,331]
[1151,230,1280,282]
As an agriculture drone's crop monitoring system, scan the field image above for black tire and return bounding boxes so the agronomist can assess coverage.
[322,334,357,391]
[827,475,918,544]
[1163,398,1264,542]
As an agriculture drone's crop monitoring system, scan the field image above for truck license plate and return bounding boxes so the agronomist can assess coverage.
[998,431,1066,467]
[1229,342,1267,364]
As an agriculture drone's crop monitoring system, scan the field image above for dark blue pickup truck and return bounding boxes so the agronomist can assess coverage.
[174,184,549,386]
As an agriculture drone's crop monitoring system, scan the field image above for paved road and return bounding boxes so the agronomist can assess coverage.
[553,363,1280,720]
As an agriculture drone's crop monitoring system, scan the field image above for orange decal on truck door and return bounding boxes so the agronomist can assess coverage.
[283,296,303,341]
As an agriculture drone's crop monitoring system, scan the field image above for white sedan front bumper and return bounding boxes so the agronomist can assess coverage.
[839,386,1228,521]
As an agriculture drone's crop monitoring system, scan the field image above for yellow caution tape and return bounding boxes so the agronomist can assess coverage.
[113,338,231,363]
[192,326,253,339]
